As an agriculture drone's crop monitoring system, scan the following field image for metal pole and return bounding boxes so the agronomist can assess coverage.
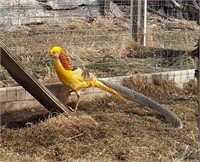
[143,0,147,46]
[137,0,142,43]
[130,0,133,36]
[137,0,141,34]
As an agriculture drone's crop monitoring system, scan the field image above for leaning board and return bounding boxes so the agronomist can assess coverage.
[0,41,71,115]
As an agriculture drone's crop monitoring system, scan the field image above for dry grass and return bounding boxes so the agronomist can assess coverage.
[183,79,198,95]
[1,16,199,86]
[1,78,199,161]
[123,75,184,101]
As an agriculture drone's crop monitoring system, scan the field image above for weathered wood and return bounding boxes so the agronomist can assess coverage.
[170,0,200,24]
[130,0,139,41]
[110,1,124,17]
[97,0,111,16]
[170,0,183,10]
[130,0,146,45]
[0,41,71,114]
[197,37,200,148]
[147,7,168,19]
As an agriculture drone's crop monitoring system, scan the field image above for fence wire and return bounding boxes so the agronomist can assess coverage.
[0,0,199,87]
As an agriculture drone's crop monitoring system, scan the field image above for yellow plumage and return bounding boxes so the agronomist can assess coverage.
[49,46,127,111]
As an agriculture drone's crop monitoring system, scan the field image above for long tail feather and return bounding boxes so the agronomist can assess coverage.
[101,80,183,129]
[90,79,128,103]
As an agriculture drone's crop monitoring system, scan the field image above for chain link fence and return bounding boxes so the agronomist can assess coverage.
[0,0,199,87]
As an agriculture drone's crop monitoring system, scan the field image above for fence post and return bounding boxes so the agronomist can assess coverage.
[130,0,138,40]
[143,0,147,46]
[198,39,200,160]
[130,0,147,46]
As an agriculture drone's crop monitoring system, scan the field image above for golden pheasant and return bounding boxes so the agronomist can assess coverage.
[48,46,128,111]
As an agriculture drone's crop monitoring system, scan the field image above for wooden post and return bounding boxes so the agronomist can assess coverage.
[130,0,138,40]
[194,37,200,159]
[198,41,200,160]
[130,0,147,46]
[198,63,200,160]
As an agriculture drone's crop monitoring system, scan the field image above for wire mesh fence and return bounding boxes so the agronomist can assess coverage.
[0,0,199,87]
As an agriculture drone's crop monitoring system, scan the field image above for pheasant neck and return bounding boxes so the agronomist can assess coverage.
[59,52,73,70]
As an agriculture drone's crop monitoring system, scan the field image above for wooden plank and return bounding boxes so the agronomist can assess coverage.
[0,41,71,115]
[110,1,124,17]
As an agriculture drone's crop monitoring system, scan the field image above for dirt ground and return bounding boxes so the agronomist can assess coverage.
[0,77,199,161]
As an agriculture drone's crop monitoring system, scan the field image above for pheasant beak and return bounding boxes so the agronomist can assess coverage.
[48,50,60,58]
[48,50,53,56]
[48,50,56,57]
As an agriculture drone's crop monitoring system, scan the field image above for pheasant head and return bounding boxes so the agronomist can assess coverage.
[49,46,73,70]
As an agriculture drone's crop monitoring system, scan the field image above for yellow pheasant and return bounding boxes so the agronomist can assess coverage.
[48,46,128,111]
